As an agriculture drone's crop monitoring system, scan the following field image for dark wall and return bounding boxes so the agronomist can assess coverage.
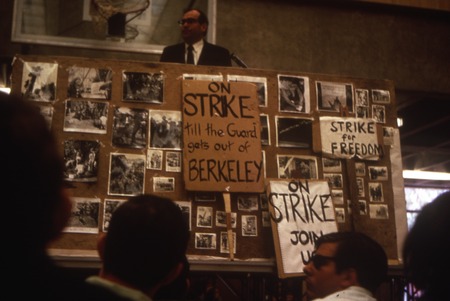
[1,0,450,94]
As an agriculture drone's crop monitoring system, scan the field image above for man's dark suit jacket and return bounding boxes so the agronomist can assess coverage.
[160,41,232,67]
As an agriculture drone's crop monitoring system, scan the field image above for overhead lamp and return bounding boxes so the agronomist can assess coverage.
[403,170,450,181]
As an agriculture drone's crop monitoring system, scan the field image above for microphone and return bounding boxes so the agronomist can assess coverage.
[230,52,248,68]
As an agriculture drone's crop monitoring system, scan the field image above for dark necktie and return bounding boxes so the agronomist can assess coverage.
[186,44,194,65]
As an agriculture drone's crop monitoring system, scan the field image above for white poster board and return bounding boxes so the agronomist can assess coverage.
[267,179,337,278]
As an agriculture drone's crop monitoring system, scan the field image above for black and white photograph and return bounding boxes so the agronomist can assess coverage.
[277,155,318,179]
[175,201,192,231]
[63,139,100,182]
[21,61,58,102]
[369,182,384,202]
[383,126,395,145]
[216,210,237,228]
[278,74,310,113]
[368,166,389,181]
[108,153,145,196]
[355,88,369,106]
[165,151,181,172]
[64,197,100,234]
[149,110,182,150]
[316,81,354,113]
[335,208,346,223]
[153,177,175,192]
[260,114,270,146]
[331,189,344,205]
[359,200,368,215]
[37,104,54,129]
[322,158,342,172]
[228,74,268,107]
[356,105,370,118]
[112,107,148,149]
[369,204,389,219]
[220,231,236,254]
[67,66,112,99]
[197,206,213,228]
[371,89,390,104]
[372,104,386,123]
[275,116,313,148]
[242,215,258,237]
[356,177,365,197]
[64,99,108,134]
[103,198,125,232]
[146,149,163,170]
[195,233,216,250]
[355,162,366,176]
[262,211,271,227]
[323,173,344,189]
[237,194,259,211]
[122,71,163,104]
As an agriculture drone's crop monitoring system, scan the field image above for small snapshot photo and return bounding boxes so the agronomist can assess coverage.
[242,215,258,237]
[220,231,236,254]
[368,166,389,181]
[108,153,145,196]
[195,233,217,250]
[383,126,395,145]
[149,110,182,150]
[63,139,100,182]
[175,201,192,231]
[369,204,389,219]
[316,81,354,113]
[112,107,148,149]
[216,210,237,228]
[260,114,270,146]
[237,194,259,211]
[262,211,271,227]
[323,173,344,189]
[64,99,108,134]
[67,66,112,100]
[165,151,182,172]
[65,197,100,234]
[356,105,370,118]
[277,155,318,179]
[331,189,344,205]
[359,200,368,215]
[146,149,163,170]
[278,74,310,113]
[371,89,390,104]
[356,177,365,197]
[103,198,126,232]
[335,208,346,223]
[355,162,366,176]
[322,158,342,172]
[22,61,58,102]
[197,206,213,228]
[122,71,163,104]
[355,88,369,107]
[372,104,386,123]
[275,116,313,148]
[153,177,175,192]
[368,182,384,202]
[227,74,268,107]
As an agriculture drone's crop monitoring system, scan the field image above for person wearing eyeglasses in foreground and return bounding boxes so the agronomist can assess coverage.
[402,191,450,301]
[303,231,388,301]
[159,8,232,66]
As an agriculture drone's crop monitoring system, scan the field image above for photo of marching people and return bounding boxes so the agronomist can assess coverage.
[149,110,182,149]
[64,99,108,134]
[108,153,145,196]
[122,71,163,104]
[112,107,148,149]
[67,66,112,100]
[65,197,100,234]
[63,140,100,182]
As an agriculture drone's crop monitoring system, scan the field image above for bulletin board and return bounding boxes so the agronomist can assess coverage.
[10,54,406,270]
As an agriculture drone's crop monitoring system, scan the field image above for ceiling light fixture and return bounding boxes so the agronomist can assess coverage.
[403,170,450,181]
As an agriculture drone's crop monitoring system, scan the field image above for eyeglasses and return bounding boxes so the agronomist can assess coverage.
[308,253,336,269]
[178,18,199,25]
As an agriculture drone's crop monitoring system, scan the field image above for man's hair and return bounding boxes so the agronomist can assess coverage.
[103,194,190,291]
[403,191,450,300]
[0,92,64,249]
[185,8,208,36]
[315,231,388,293]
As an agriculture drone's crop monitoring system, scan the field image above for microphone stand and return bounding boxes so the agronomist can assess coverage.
[230,53,248,68]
